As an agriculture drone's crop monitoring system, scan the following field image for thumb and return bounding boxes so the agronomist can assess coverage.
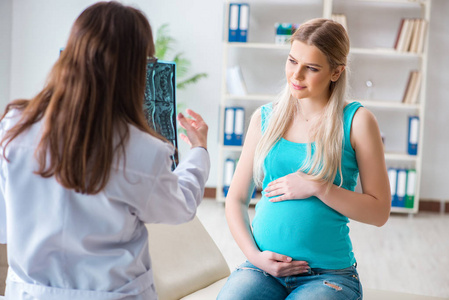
[177,113,192,130]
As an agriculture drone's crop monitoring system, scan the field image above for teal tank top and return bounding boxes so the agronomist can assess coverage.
[252,101,363,269]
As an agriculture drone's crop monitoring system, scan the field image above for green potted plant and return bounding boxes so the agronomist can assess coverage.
[154,24,208,92]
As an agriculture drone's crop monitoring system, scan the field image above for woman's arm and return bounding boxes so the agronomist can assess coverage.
[133,109,210,225]
[225,110,262,261]
[265,107,391,227]
[226,110,309,277]
[0,173,6,244]
[318,107,391,226]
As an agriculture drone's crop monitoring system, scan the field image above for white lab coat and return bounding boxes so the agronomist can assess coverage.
[0,109,210,300]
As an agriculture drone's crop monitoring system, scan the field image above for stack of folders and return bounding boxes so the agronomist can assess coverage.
[274,23,300,44]
[224,107,245,146]
[223,158,256,198]
[228,3,249,42]
[407,116,419,156]
[394,18,428,53]
[388,168,416,208]
[402,71,422,104]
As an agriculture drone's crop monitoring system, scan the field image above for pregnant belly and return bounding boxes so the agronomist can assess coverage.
[252,196,352,267]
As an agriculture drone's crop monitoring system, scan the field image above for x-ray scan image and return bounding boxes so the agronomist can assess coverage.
[144,60,178,170]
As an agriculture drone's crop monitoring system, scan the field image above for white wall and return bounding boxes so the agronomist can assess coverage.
[4,0,449,200]
[7,0,223,187]
[0,0,12,108]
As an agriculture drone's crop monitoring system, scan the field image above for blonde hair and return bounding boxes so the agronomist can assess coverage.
[253,18,350,191]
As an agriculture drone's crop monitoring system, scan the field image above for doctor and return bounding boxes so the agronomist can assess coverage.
[0,2,209,300]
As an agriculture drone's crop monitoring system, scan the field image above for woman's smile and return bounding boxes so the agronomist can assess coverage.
[291,82,306,90]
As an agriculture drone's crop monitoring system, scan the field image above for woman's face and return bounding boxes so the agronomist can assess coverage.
[285,41,342,102]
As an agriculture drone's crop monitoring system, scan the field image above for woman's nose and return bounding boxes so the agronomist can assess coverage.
[293,66,304,80]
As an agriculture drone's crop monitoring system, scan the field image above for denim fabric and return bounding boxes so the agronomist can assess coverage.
[217,261,362,300]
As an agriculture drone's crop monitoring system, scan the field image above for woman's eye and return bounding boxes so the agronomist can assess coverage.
[288,58,297,64]
[308,67,318,72]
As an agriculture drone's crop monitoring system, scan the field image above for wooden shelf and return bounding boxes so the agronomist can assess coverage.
[220,145,243,152]
[224,94,275,101]
[225,43,422,58]
[221,145,418,163]
[226,42,289,50]
[225,95,421,110]
[391,206,415,213]
[352,0,426,4]
[384,153,418,162]
[350,47,422,58]
[355,100,420,110]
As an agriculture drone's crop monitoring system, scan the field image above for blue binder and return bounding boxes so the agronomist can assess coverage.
[251,187,257,199]
[396,169,407,207]
[228,3,240,42]
[238,3,249,42]
[407,116,419,155]
[388,168,399,207]
[224,107,245,146]
[223,158,236,197]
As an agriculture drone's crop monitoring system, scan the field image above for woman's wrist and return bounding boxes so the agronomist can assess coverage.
[193,145,208,151]
[314,180,327,199]
[245,247,262,263]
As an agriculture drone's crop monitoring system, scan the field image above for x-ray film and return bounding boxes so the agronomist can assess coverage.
[144,60,178,170]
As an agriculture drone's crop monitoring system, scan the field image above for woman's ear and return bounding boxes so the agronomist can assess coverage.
[331,65,345,82]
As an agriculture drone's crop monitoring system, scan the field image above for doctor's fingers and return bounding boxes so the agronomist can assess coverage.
[179,133,191,146]
[185,109,205,124]
[177,114,196,129]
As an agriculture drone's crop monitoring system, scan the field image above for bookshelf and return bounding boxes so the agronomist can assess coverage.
[218,0,431,214]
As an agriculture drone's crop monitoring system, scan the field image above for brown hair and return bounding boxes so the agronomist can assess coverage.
[0,1,164,194]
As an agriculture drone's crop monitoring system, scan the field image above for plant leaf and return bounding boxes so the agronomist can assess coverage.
[177,73,208,90]
[173,53,191,79]
[154,24,208,91]
[154,24,175,60]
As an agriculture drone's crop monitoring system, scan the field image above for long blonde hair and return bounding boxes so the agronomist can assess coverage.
[254,18,350,191]
[0,2,165,194]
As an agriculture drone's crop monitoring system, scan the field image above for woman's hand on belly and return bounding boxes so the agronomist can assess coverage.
[251,250,309,277]
[264,172,323,202]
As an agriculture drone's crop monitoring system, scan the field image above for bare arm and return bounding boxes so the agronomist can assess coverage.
[225,109,309,277]
[225,110,261,261]
[318,107,391,226]
[265,107,391,227]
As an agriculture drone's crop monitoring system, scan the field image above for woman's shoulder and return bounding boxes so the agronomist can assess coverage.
[348,103,380,146]
[120,125,174,172]
[343,101,362,114]
[343,101,375,124]
[352,106,378,129]
[0,108,23,130]
[128,125,171,153]
[260,102,273,115]
[259,102,275,133]
[343,101,373,124]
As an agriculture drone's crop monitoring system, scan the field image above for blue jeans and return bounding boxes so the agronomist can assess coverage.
[217,261,363,300]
